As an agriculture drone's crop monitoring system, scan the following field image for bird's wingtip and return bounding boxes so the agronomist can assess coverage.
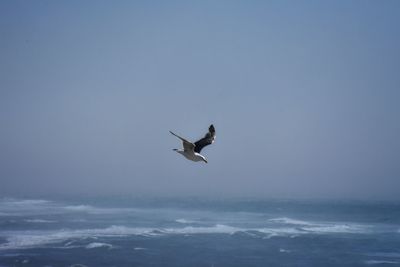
[209,124,215,133]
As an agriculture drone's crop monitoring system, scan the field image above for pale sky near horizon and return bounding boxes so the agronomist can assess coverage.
[1,1,400,200]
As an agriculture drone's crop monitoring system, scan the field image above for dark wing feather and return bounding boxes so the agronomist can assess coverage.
[194,124,216,153]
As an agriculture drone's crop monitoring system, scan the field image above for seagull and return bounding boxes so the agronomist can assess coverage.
[170,125,216,163]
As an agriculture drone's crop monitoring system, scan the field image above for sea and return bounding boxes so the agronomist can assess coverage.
[0,196,400,267]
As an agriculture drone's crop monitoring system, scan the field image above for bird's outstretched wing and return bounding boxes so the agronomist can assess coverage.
[169,131,195,151]
[194,124,216,153]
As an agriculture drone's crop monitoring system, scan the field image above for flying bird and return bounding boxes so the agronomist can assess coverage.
[170,125,216,163]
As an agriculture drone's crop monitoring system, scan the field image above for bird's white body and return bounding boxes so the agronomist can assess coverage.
[174,149,207,163]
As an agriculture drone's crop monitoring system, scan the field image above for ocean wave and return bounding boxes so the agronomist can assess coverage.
[24,219,57,223]
[0,199,51,206]
[0,221,372,250]
[62,205,138,215]
[268,217,370,234]
[85,242,113,249]
[0,226,157,250]
[0,198,58,217]
[257,227,304,236]
[0,233,65,250]
[165,224,240,235]
[0,198,134,217]
[366,252,400,258]
[0,225,244,250]
[301,224,368,234]
[175,219,196,224]
[268,217,314,226]
[0,199,52,211]
[365,260,400,265]
[63,205,94,212]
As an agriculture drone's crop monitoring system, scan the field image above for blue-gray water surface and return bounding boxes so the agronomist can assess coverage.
[1,197,400,267]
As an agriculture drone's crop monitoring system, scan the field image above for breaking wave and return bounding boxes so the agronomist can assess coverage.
[0,222,372,250]
[268,217,314,226]
[24,219,56,223]
[0,225,147,250]
[0,198,135,216]
[85,242,113,249]
[268,217,369,234]
[0,198,54,216]
[175,219,196,224]
[0,199,51,206]
[62,205,139,215]
[302,224,367,234]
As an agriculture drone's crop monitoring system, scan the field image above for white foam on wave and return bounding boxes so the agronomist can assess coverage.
[0,224,240,250]
[0,199,51,206]
[85,242,113,249]
[257,227,304,236]
[25,219,56,223]
[269,217,370,234]
[165,224,240,235]
[1,233,65,250]
[0,198,61,217]
[0,198,52,211]
[0,220,373,250]
[0,198,136,217]
[62,205,139,215]
[268,217,314,226]
[301,224,368,234]
[0,225,160,250]
[175,219,195,224]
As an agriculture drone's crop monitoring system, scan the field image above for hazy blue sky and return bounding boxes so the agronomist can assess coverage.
[1,1,399,199]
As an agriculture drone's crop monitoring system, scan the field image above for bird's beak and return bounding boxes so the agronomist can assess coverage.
[204,159,208,163]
